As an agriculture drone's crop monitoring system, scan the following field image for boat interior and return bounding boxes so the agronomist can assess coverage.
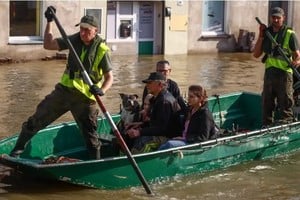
[0,92,264,162]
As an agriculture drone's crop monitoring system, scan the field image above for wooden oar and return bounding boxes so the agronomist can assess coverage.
[255,17,300,86]
[49,8,153,195]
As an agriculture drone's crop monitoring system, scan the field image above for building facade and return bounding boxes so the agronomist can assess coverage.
[0,1,299,60]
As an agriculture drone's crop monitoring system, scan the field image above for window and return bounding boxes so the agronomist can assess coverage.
[9,1,42,44]
[119,1,132,15]
[85,8,102,34]
[120,20,132,38]
[201,0,225,36]
[106,1,136,41]
[107,1,117,39]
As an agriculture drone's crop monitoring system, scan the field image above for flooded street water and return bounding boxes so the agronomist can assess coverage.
[0,53,299,199]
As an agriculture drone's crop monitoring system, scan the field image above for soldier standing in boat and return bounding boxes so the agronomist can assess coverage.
[9,6,113,159]
[253,7,300,126]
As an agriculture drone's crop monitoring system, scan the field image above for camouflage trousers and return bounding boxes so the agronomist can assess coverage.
[262,67,294,126]
[131,136,168,154]
[11,83,101,159]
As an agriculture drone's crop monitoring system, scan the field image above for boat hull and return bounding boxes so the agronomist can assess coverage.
[1,92,300,189]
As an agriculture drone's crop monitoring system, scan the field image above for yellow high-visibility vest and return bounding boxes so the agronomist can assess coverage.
[265,28,294,73]
[60,42,110,100]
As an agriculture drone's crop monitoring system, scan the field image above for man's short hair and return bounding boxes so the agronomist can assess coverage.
[156,60,170,67]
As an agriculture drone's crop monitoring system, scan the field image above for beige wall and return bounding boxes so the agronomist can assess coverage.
[0,2,9,48]
[164,0,188,55]
[2,0,300,59]
[291,2,300,40]
[187,0,300,53]
[187,1,268,53]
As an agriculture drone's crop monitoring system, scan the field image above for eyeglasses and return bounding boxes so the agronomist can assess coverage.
[157,69,169,73]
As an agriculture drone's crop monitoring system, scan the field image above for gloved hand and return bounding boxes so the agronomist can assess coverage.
[89,85,104,96]
[44,6,56,22]
[258,24,266,38]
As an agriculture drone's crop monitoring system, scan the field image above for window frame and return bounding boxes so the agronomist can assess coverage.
[200,0,227,38]
[106,1,138,42]
[8,1,43,45]
[84,7,103,36]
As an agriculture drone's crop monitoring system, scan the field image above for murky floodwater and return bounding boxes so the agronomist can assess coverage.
[0,53,299,199]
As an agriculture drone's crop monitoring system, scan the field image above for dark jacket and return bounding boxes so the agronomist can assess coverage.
[140,89,182,138]
[185,102,218,143]
[142,78,187,113]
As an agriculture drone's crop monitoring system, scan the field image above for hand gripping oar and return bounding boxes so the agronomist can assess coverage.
[49,8,153,195]
[255,17,300,89]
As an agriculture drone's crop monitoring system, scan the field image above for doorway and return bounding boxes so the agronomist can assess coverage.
[138,1,163,55]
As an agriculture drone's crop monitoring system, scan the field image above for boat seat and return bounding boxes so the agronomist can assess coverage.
[99,134,116,143]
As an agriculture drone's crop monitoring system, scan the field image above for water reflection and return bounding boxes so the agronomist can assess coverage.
[0,53,299,199]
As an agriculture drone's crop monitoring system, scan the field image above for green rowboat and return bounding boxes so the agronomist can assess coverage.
[1,91,300,189]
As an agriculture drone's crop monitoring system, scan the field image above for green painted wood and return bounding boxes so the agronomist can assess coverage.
[138,41,153,55]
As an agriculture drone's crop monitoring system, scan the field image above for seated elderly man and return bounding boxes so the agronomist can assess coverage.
[126,72,182,153]
[142,60,187,114]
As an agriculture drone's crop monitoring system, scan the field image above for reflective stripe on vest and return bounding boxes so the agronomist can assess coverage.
[60,42,109,100]
[265,29,294,73]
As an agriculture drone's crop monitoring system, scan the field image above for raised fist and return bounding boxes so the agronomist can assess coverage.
[44,6,56,22]
[259,24,266,38]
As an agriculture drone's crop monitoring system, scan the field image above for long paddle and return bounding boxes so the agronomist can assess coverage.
[49,8,153,195]
[255,17,300,89]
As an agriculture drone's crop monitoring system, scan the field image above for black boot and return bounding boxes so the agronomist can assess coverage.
[95,148,101,160]
[88,148,101,160]
[9,131,34,158]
